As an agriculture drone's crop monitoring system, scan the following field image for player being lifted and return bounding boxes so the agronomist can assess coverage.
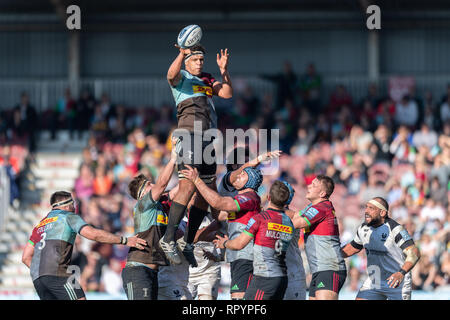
[160,42,233,267]
[341,197,421,300]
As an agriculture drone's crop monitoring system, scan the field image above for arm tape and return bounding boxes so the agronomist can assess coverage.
[404,246,419,265]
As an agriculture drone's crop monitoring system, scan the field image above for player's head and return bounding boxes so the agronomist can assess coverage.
[226,145,250,172]
[268,180,290,209]
[184,44,205,76]
[364,197,389,227]
[306,175,334,202]
[128,174,152,200]
[50,191,75,212]
[233,167,263,191]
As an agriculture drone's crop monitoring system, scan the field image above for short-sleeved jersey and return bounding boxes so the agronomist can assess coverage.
[126,192,170,266]
[299,200,346,273]
[29,210,88,281]
[170,70,217,132]
[225,191,261,263]
[351,218,415,288]
[244,209,294,277]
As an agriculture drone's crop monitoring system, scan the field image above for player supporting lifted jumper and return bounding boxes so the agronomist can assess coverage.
[214,181,295,300]
[121,141,179,300]
[160,42,233,267]
[341,197,421,300]
[181,164,263,300]
[22,191,146,300]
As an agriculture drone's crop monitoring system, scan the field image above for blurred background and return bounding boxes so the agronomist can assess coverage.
[0,0,449,299]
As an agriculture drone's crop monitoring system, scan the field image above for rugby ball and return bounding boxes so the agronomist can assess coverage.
[177,25,202,48]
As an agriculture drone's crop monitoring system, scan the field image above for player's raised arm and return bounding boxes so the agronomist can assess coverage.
[151,137,178,201]
[181,165,238,212]
[212,48,233,99]
[167,45,190,87]
[229,150,282,186]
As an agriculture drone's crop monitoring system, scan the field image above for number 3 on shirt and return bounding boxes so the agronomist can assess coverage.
[38,232,47,250]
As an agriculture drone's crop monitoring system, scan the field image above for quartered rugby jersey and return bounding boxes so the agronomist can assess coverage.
[244,209,294,278]
[29,209,88,281]
[351,218,415,287]
[299,200,346,274]
[225,191,261,263]
[170,70,218,132]
[126,192,170,266]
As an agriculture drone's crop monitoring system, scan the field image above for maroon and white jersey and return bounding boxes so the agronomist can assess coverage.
[299,200,346,274]
[244,209,294,277]
[225,191,261,263]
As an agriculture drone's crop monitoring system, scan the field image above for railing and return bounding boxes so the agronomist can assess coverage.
[1,75,450,112]
[0,166,10,233]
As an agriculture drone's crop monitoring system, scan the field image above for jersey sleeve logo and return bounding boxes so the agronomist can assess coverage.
[399,229,412,242]
[236,195,250,203]
[304,207,319,220]
[245,218,256,231]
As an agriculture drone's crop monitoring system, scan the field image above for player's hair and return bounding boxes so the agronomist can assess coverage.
[316,175,335,198]
[50,191,72,206]
[373,197,389,214]
[269,180,290,208]
[128,174,148,200]
[189,44,206,54]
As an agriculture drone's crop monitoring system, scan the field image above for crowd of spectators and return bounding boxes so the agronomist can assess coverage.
[1,62,449,296]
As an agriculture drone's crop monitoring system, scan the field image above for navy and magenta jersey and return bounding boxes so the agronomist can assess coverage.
[170,70,218,132]
[225,191,261,263]
[299,200,346,274]
[244,208,294,277]
[28,210,88,281]
[126,192,171,266]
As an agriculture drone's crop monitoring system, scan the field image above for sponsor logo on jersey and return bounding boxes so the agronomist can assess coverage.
[236,195,250,204]
[381,233,387,241]
[245,218,256,231]
[304,207,319,220]
[267,223,293,234]
[157,214,168,225]
[228,212,236,220]
[193,85,213,97]
[36,217,58,228]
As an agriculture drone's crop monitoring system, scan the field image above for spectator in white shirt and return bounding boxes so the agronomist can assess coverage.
[412,123,438,149]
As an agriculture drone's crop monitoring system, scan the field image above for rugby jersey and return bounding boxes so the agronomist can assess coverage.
[29,210,88,281]
[225,191,261,263]
[170,70,218,132]
[244,208,294,277]
[126,192,170,266]
[299,200,346,274]
[351,218,415,288]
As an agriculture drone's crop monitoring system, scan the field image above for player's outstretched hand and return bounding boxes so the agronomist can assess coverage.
[180,165,199,183]
[126,235,147,250]
[213,234,229,249]
[217,48,229,71]
[202,249,221,262]
[170,136,180,161]
[175,44,191,56]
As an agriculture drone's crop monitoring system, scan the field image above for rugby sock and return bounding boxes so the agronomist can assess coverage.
[163,202,187,243]
[184,206,209,244]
